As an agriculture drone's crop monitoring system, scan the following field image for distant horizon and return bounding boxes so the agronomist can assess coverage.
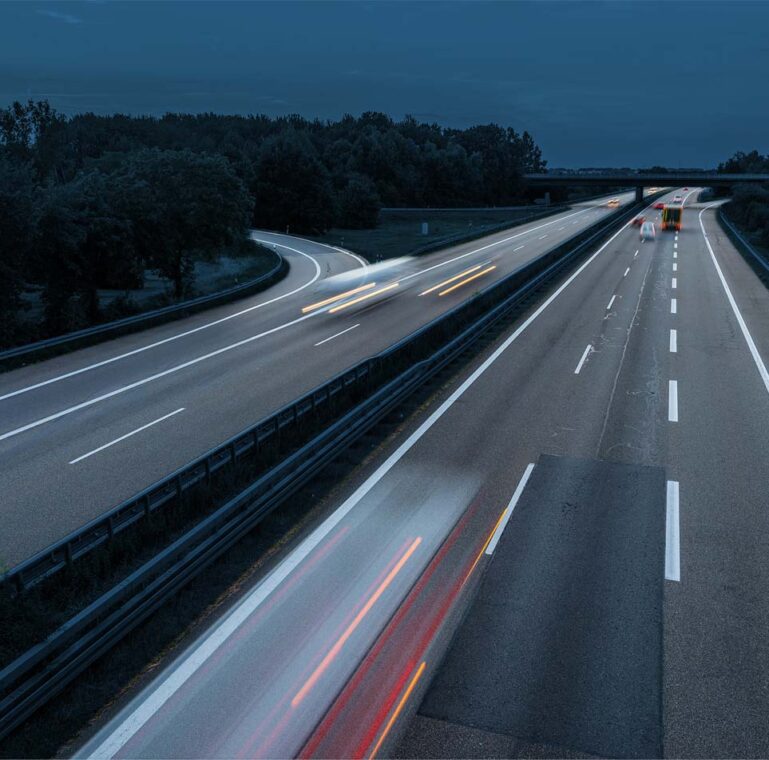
[2,1,769,167]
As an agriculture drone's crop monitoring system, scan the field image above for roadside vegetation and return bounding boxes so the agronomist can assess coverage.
[0,101,546,350]
[719,150,769,250]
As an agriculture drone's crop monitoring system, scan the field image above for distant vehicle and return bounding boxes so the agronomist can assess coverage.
[607,198,620,208]
[653,201,665,210]
[672,194,684,204]
[683,187,689,191]
[640,221,656,240]
[631,215,646,226]
[661,205,683,231]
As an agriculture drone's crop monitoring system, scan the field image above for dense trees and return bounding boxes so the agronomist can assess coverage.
[0,99,547,348]
[719,150,769,248]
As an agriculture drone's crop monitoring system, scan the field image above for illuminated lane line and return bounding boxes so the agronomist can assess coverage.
[670,329,677,353]
[671,298,677,314]
[699,204,769,396]
[328,282,399,313]
[0,243,323,405]
[291,537,422,708]
[486,463,535,555]
[606,295,616,310]
[314,324,360,347]
[574,344,592,374]
[397,207,595,285]
[438,266,496,296]
[69,408,185,464]
[666,481,680,581]
[302,283,376,313]
[84,202,647,760]
[368,662,426,760]
[0,313,315,444]
[669,380,679,422]
[419,265,483,296]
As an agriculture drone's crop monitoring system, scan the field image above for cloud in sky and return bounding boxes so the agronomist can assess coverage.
[36,9,82,25]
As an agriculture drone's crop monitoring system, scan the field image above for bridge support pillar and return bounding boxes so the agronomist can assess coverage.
[635,186,644,203]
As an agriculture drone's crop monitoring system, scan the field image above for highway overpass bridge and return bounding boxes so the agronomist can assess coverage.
[525,172,769,202]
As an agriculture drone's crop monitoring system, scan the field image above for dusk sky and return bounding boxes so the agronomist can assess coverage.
[2,1,768,168]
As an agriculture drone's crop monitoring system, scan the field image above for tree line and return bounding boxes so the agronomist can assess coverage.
[719,150,769,248]
[0,100,546,348]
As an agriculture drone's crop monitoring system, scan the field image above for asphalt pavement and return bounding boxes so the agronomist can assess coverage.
[0,193,632,568]
[74,187,769,758]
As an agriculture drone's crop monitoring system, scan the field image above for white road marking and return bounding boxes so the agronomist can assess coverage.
[672,277,677,289]
[513,245,526,251]
[331,246,368,268]
[574,344,592,374]
[69,408,185,464]
[538,235,548,240]
[0,313,316,443]
[668,380,679,422]
[673,251,677,259]
[699,205,769,396]
[674,242,678,250]
[634,249,638,258]
[397,207,592,285]
[314,324,360,347]
[558,226,565,231]
[486,463,535,554]
[624,267,630,277]
[670,329,677,353]
[85,195,648,760]
[666,480,680,581]
[606,295,616,310]
[0,243,324,404]
[673,263,677,272]
[671,298,677,314]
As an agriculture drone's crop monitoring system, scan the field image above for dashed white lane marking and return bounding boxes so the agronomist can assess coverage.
[574,344,592,374]
[85,202,646,760]
[666,480,680,581]
[673,251,677,259]
[673,263,677,272]
[513,245,525,251]
[486,463,536,555]
[668,380,679,422]
[700,205,769,396]
[606,295,616,310]
[672,277,677,289]
[624,267,630,277]
[634,250,638,258]
[671,298,677,314]
[314,323,360,347]
[558,226,565,231]
[674,242,678,250]
[538,235,548,240]
[69,408,185,464]
[670,329,677,353]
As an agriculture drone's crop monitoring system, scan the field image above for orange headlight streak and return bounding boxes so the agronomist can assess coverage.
[438,265,497,296]
[327,282,399,314]
[418,265,483,296]
[368,661,427,760]
[291,536,422,708]
[301,282,377,313]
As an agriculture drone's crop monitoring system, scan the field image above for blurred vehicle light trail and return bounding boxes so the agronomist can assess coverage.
[438,265,497,296]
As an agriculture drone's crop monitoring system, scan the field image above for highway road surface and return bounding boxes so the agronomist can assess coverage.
[75,187,769,758]
[0,193,634,569]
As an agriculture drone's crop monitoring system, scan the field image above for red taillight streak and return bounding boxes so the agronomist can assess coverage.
[240,535,420,759]
[299,503,479,758]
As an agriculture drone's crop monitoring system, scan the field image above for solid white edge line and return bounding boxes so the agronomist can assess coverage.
[668,379,679,422]
[606,295,616,310]
[671,298,677,314]
[486,463,535,554]
[574,344,592,374]
[669,329,677,353]
[86,193,648,760]
[0,243,323,404]
[699,205,769,396]
[665,480,680,581]
[69,409,185,464]
[314,323,360,347]
[0,313,316,443]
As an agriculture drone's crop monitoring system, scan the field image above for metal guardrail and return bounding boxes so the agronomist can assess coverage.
[0,196,658,740]
[0,244,286,367]
[718,208,769,282]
